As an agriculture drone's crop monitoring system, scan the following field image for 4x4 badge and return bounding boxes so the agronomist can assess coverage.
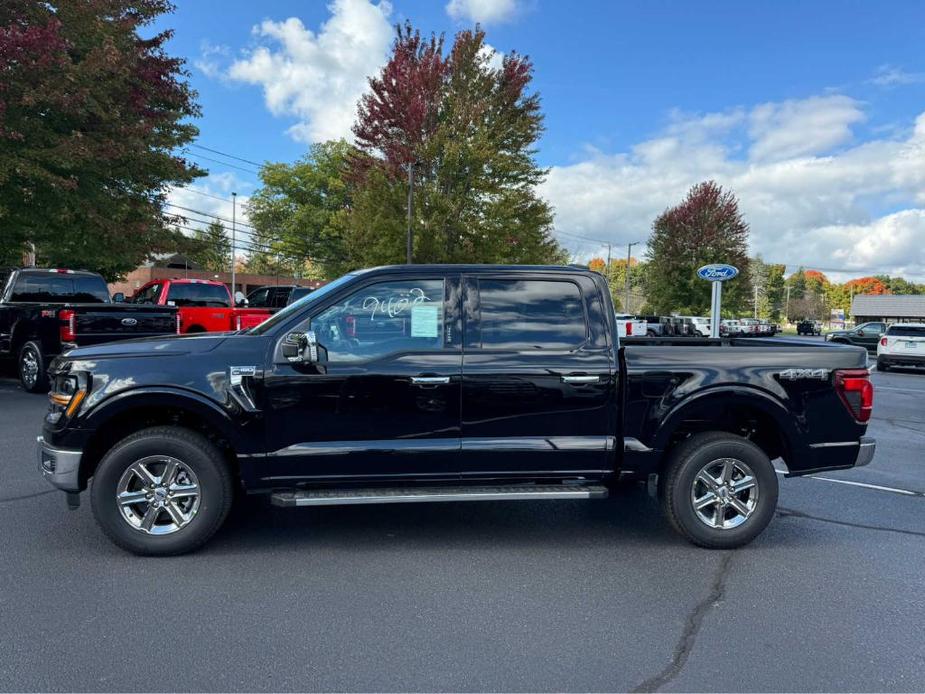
[779,368,829,381]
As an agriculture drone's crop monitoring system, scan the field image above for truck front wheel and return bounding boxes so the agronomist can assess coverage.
[659,432,778,549]
[90,426,234,556]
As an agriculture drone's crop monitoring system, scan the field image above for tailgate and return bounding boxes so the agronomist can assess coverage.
[72,305,178,339]
[234,309,272,330]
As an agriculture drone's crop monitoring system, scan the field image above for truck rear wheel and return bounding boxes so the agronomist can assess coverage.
[19,340,47,393]
[90,426,233,556]
[659,432,778,549]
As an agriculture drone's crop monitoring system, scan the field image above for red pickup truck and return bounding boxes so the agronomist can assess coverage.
[128,279,271,333]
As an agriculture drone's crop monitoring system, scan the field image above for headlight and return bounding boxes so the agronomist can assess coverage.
[49,372,88,418]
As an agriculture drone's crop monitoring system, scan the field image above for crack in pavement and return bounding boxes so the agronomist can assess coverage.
[777,507,925,538]
[631,551,735,693]
[0,488,58,504]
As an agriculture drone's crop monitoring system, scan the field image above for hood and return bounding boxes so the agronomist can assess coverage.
[63,332,230,360]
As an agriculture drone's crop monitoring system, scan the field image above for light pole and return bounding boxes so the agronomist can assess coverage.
[624,241,639,313]
[405,162,415,264]
[230,192,237,297]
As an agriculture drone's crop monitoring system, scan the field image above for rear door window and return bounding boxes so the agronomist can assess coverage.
[474,278,586,350]
[167,283,230,307]
[10,273,109,303]
[887,325,925,337]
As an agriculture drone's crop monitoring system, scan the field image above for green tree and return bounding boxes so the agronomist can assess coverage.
[348,24,564,266]
[644,181,751,315]
[0,0,204,279]
[247,140,354,278]
[766,264,786,320]
[187,220,231,273]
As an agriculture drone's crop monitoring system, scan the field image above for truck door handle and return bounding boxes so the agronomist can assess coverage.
[561,374,600,384]
[411,376,450,386]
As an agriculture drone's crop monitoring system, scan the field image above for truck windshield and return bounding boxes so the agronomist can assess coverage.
[10,273,111,303]
[246,273,357,335]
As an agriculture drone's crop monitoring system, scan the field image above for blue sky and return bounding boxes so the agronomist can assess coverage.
[159,0,925,279]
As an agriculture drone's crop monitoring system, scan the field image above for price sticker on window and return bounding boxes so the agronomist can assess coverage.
[411,304,440,337]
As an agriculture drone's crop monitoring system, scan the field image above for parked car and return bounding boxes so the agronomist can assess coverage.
[721,319,743,337]
[246,284,314,310]
[796,319,822,336]
[756,320,773,335]
[825,321,886,352]
[637,315,671,337]
[876,323,925,371]
[0,267,178,392]
[130,279,272,334]
[667,316,695,336]
[738,318,760,336]
[38,264,875,555]
[614,313,647,338]
[684,316,711,336]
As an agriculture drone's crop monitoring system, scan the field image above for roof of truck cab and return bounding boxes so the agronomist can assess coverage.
[355,264,596,275]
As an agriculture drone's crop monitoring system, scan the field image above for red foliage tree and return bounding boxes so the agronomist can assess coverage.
[845,277,891,295]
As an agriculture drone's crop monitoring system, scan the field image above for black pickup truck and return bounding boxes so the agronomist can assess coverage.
[0,268,178,392]
[37,264,875,555]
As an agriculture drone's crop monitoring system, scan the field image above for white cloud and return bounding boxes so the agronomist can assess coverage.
[446,0,519,24]
[479,42,504,71]
[748,95,865,161]
[542,98,925,279]
[869,64,925,88]
[226,0,393,143]
[168,173,254,250]
[194,40,230,79]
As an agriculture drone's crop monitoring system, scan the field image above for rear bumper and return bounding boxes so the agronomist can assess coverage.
[854,436,876,467]
[877,353,925,367]
[37,436,83,492]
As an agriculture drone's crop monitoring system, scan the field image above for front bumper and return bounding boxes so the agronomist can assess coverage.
[855,436,876,467]
[37,436,83,492]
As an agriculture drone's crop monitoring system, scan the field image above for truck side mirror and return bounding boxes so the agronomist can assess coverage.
[112,292,125,303]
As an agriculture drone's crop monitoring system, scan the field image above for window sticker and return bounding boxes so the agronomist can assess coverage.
[411,303,440,337]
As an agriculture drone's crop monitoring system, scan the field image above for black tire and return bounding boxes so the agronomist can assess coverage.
[18,340,47,393]
[877,358,889,372]
[90,426,234,556]
[659,431,778,549]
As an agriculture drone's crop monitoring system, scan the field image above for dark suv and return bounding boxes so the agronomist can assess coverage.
[246,285,313,309]
[825,321,886,352]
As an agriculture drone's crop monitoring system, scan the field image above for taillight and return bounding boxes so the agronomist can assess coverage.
[880,337,888,347]
[59,309,76,342]
[236,315,243,331]
[176,313,182,334]
[834,369,873,423]
[625,321,633,336]
[345,315,356,337]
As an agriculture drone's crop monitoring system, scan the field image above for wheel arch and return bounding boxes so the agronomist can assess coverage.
[652,386,798,469]
[78,389,240,489]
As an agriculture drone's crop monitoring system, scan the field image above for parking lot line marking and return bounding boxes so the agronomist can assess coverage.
[808,475,921,496]
[873,386,925,394]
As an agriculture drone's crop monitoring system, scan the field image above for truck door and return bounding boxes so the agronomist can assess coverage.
[260,274,463,481]
[459,273,615,477]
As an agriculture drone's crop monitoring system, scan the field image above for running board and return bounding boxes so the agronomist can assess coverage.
[270,484,609,507]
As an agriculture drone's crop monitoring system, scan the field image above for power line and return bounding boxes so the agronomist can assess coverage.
[172,186,237,204]
[182,151,260,175]
[188,144,263,168]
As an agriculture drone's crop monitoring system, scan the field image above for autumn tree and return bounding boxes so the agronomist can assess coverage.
[845,277,890,296]
[644,181,750,315]
[347,24,564,266]
[0,0,203,279]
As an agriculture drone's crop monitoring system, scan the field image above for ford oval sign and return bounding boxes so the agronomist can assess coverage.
[121,317,138,327]
[697,264,739,282]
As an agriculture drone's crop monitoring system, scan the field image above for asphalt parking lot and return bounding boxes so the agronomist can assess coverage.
[1,340,923,692]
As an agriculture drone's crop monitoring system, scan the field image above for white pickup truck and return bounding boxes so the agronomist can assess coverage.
[615,313,647,338]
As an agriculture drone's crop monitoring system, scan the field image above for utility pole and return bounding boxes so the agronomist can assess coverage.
[405,162,415,264]
[785,284,791,322]
[754,284,759,319]
[624,241,639,314]
[230,192,237,297]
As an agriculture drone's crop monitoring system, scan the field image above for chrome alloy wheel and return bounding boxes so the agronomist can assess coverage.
[116,456,201,535]
[20,349,38,388]
[690,457,759,530]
